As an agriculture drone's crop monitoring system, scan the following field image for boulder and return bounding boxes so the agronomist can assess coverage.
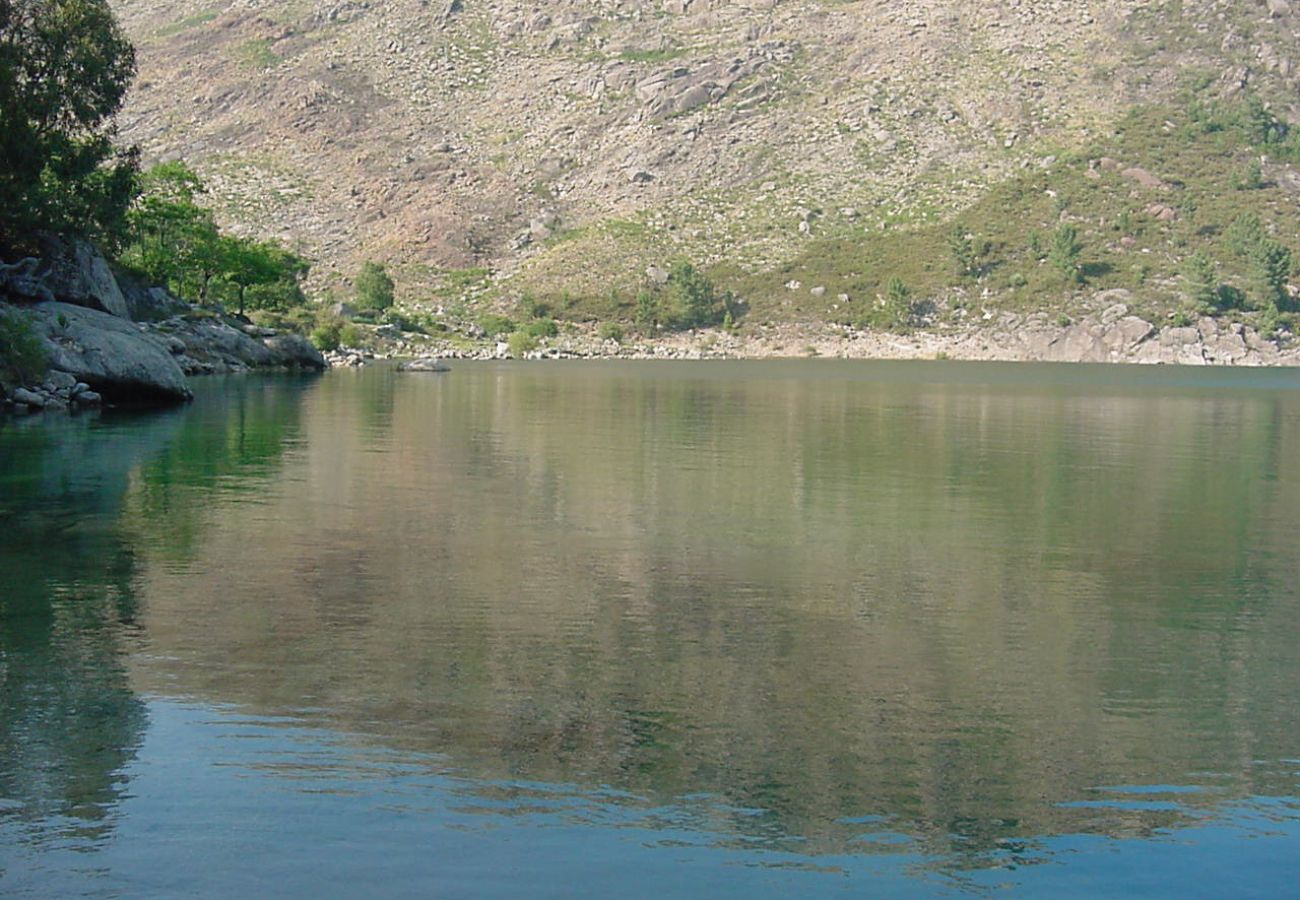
[29,301,192,402]
[12,387,46,408]
[118,272,189,322]
[167,317,279,371]
[264,334,328,370]
[38,236,131,319]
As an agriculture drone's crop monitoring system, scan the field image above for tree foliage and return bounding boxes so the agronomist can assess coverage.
[121,162,309,315]
[0,0,140,250]
[354,261,395,311]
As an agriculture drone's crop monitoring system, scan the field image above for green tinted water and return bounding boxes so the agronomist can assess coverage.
[2,362,1299,895]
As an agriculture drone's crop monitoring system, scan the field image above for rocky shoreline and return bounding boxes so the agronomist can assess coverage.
[365,294,1300,369]
[2,239,326,415]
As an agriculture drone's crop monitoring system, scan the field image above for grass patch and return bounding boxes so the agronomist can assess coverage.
[236,39,281,70]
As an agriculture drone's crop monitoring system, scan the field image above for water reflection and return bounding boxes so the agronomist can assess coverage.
[123,364,1300,858]
[2,362,1299,891]
[0,377,314,850]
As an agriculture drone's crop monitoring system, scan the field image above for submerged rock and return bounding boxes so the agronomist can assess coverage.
[397,357,451,372]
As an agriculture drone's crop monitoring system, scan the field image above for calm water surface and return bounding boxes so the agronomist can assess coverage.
[2,361,1299,897]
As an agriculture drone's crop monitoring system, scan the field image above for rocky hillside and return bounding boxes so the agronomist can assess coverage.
[111,0,1300,317]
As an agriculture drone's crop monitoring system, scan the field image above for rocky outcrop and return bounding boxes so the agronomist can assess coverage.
[158,318,327,374]
[27,301,193,402]
[38,237,131,319]
[118,272,190,322]
[264,333,329,371]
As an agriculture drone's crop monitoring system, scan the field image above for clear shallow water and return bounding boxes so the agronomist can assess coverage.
[2,361,1299,896]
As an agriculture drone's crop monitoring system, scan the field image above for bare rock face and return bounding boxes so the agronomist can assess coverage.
[264,333,329,370]
[28,302,193,403]
[38,237,131,320]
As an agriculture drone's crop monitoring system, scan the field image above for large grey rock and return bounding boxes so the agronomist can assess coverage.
[39,237,131,319]
[264,333,328,370]
[29,301,192,402]
[118,272,189,322]
[166,317,279,372]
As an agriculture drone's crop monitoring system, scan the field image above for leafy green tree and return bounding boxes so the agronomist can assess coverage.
[215,236,309,317]
[122,162,309,315]
[0,0,140,250]
[665,261,722,329]
[354,260,395,311]
[1049,224,1083,284]
[122,162,222,300]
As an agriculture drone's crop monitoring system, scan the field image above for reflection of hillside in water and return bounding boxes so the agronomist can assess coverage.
[123,364,1300,856]
[0,378,314,848]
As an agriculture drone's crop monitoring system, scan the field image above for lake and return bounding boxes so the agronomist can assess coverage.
[2,360,1299,897]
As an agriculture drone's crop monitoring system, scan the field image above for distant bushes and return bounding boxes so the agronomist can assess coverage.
[633,261,736,332]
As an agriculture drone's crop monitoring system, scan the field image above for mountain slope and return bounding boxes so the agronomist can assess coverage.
[112,0,1300,315]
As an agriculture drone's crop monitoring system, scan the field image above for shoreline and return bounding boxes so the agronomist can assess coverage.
[357,300,1300,369]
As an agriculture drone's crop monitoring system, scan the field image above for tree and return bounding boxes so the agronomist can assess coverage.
[213,236,309,317]
[1226,213,1264,259]
[1183,252,1218,308]
[121,162,309,315]
[0,0,139,250]
[354,260,395,311]
[948,225,977,277]
[122,162,222,300]
[884,277,915,327]
[1049,223,1083,284]
[1249,239,1292,311]
[664,260,721,329]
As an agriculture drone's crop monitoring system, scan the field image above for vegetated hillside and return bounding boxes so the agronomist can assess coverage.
[112,0,1300,327]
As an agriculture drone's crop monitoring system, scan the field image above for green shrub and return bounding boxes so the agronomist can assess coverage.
[948,225,977,277]
[664,261,723,329]
[477,313,516,336]
[598,322,624,343]
[507,331,538,357]
[339,323,363,347]
[884,277,916,328]
[635,291,660,330]
[1049,224,1083,284]
[1249,240,1292,310]
[521,317,558,339]
[1226,213,1264,259]
[0,307,48,385]
[310,321,342,351]
[518,294,551,320]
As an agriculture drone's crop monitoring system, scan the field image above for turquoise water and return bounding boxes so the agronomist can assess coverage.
[2,362,1299,896]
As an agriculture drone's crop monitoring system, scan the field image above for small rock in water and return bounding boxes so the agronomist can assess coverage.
[397,357,451,373]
